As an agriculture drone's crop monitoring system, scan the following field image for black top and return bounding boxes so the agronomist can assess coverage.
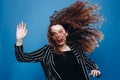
[53,50,86,80]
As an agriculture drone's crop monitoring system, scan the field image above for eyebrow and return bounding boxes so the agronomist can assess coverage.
[51,29,64,33]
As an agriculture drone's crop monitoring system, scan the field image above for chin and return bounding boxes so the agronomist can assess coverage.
[57,42,65,46]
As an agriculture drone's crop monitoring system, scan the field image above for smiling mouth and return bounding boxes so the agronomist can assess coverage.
[57,39,64,43]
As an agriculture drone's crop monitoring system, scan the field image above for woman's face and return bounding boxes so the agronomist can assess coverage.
[50,24,68,46]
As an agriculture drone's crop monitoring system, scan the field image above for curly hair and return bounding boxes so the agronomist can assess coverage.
[47,1,104,54]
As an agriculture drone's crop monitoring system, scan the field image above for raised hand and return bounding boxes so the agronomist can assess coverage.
[16,21,28,40]
[16,21,28,46]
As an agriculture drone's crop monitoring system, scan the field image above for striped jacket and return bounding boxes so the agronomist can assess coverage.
[14,45,99,80]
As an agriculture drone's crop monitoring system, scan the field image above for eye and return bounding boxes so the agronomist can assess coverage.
[59,30,63,33]
[51,32,56,36]
[51,33,55,36]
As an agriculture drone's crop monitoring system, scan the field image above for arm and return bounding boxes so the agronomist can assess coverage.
[79,49,101,77]
[82,53,99,70]
[82,53,101,77]
[15,44,48,62]
[15,21,47,62]
[83,53,101,77]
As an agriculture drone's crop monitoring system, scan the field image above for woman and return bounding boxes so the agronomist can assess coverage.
[15,1,103,80]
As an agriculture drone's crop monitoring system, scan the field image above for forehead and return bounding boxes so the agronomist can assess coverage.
[51,25,65,32]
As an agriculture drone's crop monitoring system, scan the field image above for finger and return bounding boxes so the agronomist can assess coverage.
[19,23,22,29]
[90,70,94,77]
[23,29,28,36]
[21,21,24,29]
[95,71,98,76]
[95,70,101,76]
[97,71,101,76]
[23,23,26,30]
[92,70,97,77]
[93,71,96,77]
[97,72,101,78]
[25,29,28,34]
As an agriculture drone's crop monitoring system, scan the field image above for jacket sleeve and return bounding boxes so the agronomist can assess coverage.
[82,53,99,70]
[14,44,48,62]
[78,49,99,70]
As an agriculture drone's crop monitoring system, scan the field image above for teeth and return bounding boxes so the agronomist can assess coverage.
[58,40,63,42]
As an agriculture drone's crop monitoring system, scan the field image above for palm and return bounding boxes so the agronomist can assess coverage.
[16,21,28,40]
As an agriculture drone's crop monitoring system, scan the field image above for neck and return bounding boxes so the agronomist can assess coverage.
[58,44,71,52]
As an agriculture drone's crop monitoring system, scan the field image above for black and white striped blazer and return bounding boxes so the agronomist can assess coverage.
[15,45,99,80]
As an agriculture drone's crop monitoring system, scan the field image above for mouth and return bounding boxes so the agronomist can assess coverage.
[57,39,64,43]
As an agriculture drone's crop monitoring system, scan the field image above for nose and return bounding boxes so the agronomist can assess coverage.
[55,33,61,39]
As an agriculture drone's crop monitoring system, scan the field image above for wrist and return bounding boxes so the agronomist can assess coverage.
[16,39,23,46]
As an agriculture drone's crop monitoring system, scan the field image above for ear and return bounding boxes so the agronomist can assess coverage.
[66,32,68,36]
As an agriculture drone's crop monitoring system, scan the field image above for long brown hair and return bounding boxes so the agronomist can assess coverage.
[47,1,104,54]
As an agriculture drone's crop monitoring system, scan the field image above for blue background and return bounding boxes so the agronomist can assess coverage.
[0,0,120,80]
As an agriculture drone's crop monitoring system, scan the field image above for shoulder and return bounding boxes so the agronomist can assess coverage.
[70,45,84,53]
[42,44,52,50]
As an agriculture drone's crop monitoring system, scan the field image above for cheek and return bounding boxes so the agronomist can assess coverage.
[63,33,67,38]
[52,36,57,41]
